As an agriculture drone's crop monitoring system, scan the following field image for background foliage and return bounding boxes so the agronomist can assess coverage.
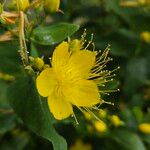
[0,0,150,150]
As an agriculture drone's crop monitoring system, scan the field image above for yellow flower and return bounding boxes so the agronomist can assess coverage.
[140,31,150,44]
[70,139,92,150]
[138,123,150,134]
[94,120,107,133]
[15,0,30,11]
[44,0,60,13]
[110,115,124,127]
[36,35,119,120]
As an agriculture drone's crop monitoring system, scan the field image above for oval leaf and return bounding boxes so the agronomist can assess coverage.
[0,41,21,74]
[111,129,146,150]
[7,74,67,150]
[31,23,79,45]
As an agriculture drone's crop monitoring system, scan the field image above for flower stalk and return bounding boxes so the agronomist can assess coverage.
[19,11,29,66]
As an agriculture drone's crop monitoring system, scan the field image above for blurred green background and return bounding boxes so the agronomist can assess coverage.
[0,0,150,150]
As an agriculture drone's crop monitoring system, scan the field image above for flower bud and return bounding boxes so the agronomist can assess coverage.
[30,57,45,71]
[98,109,107,118]
[94,121,107,133]
[120,0,148,7]
[69,39,82,52]
[0,72,15,81]
[138,123,150,134]
[43,64,50,69]
[70,139,92,150]
[16,0,30,11]
[110,115,124,127]
[84,112,92,120]
[44,0,60,13]
[138,0,147,5]
[140,31,150,44]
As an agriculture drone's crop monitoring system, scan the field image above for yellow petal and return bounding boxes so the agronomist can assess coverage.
[52,41,70,73]
[67,50,96,78]
[64,79,100,107]
[36,68,56,97]
[48,92,73,120]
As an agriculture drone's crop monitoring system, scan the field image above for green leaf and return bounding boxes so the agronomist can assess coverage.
[140,134,150,144]
[124,58,148,95]
[30,42,39,57]
[31,23,79,45]
[132,106,143,123]
[0,80,10,109]
[0,113,16,134]
[104,0,132,26]
[121,108,137,130]
[0,41,21,75]
[0,130,29,150]
[7,74,67,150]
[0,80,16,135]
[111,129,146,150]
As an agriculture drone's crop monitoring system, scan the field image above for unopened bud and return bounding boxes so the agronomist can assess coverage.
[94,121,107,133]
[16,0,30,11]
[43,64,50,69]
[138,0,147,5]
[110,115,124,127]
[84,112,92,120]
[138,123,150,134]
[69,39,82,52]
[99,109,107,118]
[30,57,45,71]
[0,72,15,81]
[44,0,60,13]
[140,31,150,44]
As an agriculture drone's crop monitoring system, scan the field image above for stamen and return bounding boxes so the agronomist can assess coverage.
[103,74,116,79]
[90,33,94,42]
[72,113,79,125]
[92,42,95,51]
[91,106,100,111]
[83,107,103,123]
[81,29,87,42]
[108,66,120,74]
[99,92,110,95]
[96,45,110,62]
[100,89,120,93]
[49,57,52,65]
[96,79,114,85]
[77,106,86,114]
[85,33,94,49]
[101,100,114,106]
[67,37,71,42]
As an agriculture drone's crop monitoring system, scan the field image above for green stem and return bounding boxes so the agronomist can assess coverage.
[19,11,29,66]
[0,108,14,114]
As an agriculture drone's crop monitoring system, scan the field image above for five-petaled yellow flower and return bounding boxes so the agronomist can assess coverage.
[36,38,118,120]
